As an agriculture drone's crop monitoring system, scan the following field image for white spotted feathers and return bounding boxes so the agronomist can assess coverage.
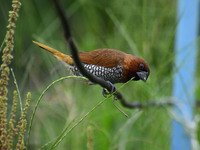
[71,64,123,83]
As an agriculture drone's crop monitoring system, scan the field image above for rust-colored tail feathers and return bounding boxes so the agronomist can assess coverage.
[33,41,74,66]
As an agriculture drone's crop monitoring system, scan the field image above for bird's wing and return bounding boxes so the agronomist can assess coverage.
[33,41,126,68]
[78,49,126,68]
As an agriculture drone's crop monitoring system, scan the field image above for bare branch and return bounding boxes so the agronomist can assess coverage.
[53,0,114,92]
[52,0,173,109]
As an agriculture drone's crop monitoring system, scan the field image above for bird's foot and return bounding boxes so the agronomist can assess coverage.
[102,81,116,98]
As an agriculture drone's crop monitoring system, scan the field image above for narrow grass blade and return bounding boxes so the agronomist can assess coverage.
[50,98,107,149]
[11,68,23,116]
[26,76,88,147]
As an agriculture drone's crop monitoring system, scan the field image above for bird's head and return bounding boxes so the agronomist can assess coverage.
[123,55,150,82]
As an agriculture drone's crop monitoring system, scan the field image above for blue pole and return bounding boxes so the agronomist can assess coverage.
[172,0,199,150]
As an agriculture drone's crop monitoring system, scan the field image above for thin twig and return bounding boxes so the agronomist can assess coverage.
[52,0,174,109]
[113,97,128,117]
[52,0,114,92]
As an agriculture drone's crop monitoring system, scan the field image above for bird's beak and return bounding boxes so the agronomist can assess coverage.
[136,71,149,82]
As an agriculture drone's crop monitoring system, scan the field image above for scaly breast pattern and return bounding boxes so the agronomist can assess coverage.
[70,63,124,83]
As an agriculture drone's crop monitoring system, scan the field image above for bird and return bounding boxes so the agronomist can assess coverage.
[33,41,150,86]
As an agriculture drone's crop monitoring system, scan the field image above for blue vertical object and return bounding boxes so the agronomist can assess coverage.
[172,0,199,150]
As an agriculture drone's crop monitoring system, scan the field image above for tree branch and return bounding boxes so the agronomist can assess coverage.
[53,0,114,92]
[52,0,173,109]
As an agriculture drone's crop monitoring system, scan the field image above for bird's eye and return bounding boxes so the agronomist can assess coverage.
[139,63,144,70]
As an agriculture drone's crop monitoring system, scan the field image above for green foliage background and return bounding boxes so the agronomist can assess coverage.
[1,0,199,149]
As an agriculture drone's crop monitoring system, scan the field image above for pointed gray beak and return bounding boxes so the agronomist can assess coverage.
[136,71,149,82]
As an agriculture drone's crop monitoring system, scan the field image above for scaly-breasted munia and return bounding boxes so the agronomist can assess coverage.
[33,41,150,84]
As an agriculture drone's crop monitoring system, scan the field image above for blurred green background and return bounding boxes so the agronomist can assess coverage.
[1,0,199,149]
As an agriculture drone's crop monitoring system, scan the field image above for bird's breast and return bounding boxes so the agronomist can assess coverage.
[69,63,124,83]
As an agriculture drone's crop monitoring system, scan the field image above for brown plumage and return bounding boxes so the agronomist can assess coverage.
[33,41,150,83]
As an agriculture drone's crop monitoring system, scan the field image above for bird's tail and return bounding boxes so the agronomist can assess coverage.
[33,41,74,66]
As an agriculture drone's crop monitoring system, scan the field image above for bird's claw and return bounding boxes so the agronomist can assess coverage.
[102,81,116,98]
